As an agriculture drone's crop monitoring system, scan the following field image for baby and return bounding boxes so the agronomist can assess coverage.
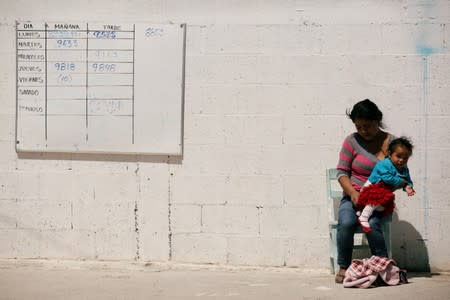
[357,137,415,233]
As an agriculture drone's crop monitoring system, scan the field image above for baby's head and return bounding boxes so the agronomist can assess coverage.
[388,137,413,170]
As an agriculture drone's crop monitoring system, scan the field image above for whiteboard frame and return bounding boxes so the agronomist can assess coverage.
[15,21,186,156]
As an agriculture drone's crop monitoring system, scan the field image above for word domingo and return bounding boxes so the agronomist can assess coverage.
[19,105,43,113]
[91,63,116,72]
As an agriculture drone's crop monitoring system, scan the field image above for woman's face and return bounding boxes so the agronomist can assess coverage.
[354,118,380,141]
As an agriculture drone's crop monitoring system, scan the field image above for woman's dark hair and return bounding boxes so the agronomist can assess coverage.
[388,136,414,154]
[346,99,384,128]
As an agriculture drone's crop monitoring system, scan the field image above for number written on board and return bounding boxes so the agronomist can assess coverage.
[93,31,116,39]
[92,63,116,72]
[145,27,163,37]
[56,39,79,48]
[54,62,76,72]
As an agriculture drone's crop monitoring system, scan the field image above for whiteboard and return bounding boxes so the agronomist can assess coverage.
[16,21,186,155]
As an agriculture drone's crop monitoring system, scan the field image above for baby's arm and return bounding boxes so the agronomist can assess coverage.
[402,167,414,196]
[372,160,404,188]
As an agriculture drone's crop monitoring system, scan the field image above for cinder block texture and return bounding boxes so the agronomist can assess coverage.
[0,0,449,271]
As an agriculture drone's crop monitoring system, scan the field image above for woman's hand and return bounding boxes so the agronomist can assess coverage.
[338,175,360,206]
[350,191,360,206]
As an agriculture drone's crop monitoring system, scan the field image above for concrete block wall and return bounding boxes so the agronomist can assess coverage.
[0,0,449,271]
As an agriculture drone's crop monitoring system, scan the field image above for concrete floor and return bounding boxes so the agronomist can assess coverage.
[1,259,449,300]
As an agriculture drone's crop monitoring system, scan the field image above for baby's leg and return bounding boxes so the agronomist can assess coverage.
[358,205,382,233]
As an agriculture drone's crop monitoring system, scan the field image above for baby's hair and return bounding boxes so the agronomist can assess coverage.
[388,136,414,154]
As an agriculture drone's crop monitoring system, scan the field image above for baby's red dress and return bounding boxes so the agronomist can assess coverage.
[358,182,395,215]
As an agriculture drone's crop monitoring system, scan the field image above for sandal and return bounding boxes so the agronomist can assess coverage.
[335,268,346,284]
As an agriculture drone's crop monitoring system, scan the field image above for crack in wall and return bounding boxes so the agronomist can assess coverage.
[134,163,141,260]
[134,199,140,260]
[168,156,173,261]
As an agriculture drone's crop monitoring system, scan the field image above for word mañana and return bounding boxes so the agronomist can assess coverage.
[53,24,80,30]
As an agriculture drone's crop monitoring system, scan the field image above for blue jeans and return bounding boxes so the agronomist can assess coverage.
[337,196,388,269]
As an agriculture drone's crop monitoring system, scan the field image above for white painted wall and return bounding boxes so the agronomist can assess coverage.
[0,0,449,271]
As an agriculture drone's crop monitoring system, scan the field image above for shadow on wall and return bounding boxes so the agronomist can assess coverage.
[391,212,430,272]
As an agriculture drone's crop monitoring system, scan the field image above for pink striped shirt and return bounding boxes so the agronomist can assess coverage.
[337,133,395,192]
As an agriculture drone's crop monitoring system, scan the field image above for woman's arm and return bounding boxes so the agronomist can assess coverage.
[336,135,360,205]
[338,175,360,206]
